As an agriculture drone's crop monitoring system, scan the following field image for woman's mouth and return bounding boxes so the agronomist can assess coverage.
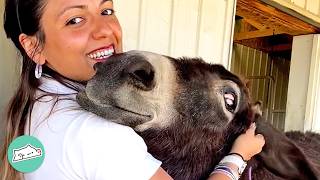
[87,45,115,62]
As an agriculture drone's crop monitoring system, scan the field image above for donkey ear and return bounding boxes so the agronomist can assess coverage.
[255,119,319,179]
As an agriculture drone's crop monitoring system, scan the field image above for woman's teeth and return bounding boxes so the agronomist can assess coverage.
[88,48,114,59]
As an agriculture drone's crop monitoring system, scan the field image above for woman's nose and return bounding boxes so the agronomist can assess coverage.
[91,17,114,40]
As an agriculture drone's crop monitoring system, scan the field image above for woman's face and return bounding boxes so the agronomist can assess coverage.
[40,0,122,81]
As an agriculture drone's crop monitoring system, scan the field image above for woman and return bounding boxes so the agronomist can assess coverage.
[0,0,265,179]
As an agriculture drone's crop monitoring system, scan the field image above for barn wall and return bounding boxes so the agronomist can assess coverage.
[114,0,237,67]
[269,56,291,131]
[231,44,290,131]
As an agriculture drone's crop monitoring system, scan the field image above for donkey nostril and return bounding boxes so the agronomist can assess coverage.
[125,60,155,90]
[130,68,155,90]
[132,69,154,84]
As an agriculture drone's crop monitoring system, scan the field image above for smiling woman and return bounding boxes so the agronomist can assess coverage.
[33,0,122,81]
[0,0,264,180]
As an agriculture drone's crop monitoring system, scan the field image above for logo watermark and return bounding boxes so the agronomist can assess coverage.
[8,135,45,173]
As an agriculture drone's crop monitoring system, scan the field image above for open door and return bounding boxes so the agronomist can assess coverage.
[230,0,320,131]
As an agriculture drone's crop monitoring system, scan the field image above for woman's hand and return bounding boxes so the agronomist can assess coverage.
[230,122,265,160]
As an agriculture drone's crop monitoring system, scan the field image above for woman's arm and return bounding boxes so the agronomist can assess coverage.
[149,167,236,180]
[149,167,237,180]
[150,123,265,180]
[149,167,239,180]
[150,167,173,180]
[208,123,264,179]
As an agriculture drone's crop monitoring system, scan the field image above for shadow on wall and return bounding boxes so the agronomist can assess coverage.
[0,3,21,146]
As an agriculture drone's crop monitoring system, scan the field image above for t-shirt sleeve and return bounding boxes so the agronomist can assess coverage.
[64,114,162,180]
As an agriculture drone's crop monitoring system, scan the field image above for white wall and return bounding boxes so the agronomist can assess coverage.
[114,0,237,67]
[0,0,20,144]
[305,34,320,133]
[285,34,320,132]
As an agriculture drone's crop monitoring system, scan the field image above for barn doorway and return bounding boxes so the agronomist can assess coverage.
[231,0,320,131]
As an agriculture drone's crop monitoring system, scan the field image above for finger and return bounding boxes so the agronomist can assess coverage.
[256,133,264,139]
[250,122,257,129]
[255,134,265,144]
[246,122,256,135]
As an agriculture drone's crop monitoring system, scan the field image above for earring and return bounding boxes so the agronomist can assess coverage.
[35,63,42,79]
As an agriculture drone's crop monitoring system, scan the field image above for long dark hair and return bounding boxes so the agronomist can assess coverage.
[1,0,79,179]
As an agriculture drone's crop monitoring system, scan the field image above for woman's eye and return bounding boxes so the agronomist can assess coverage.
[102,9,114,16]
[66,17,84,25]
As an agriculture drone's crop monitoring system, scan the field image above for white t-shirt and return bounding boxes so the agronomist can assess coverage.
[24,77,161,180]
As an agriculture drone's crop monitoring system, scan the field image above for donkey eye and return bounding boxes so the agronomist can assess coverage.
[223,89,237,113]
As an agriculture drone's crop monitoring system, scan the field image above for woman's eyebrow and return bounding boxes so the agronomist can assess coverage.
[58,5,87,18]
[57,0,112,18]
[101,0,113,4]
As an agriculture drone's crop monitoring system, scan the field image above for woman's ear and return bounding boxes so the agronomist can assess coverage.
[19,33,46,65]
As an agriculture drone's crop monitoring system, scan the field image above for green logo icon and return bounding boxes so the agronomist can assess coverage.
[7,135,45,173]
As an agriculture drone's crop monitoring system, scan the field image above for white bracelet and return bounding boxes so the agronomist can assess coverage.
[219,154,248,175]
[210,164,238,180]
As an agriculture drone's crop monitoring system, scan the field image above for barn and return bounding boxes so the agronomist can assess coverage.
[0,0,319,145]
